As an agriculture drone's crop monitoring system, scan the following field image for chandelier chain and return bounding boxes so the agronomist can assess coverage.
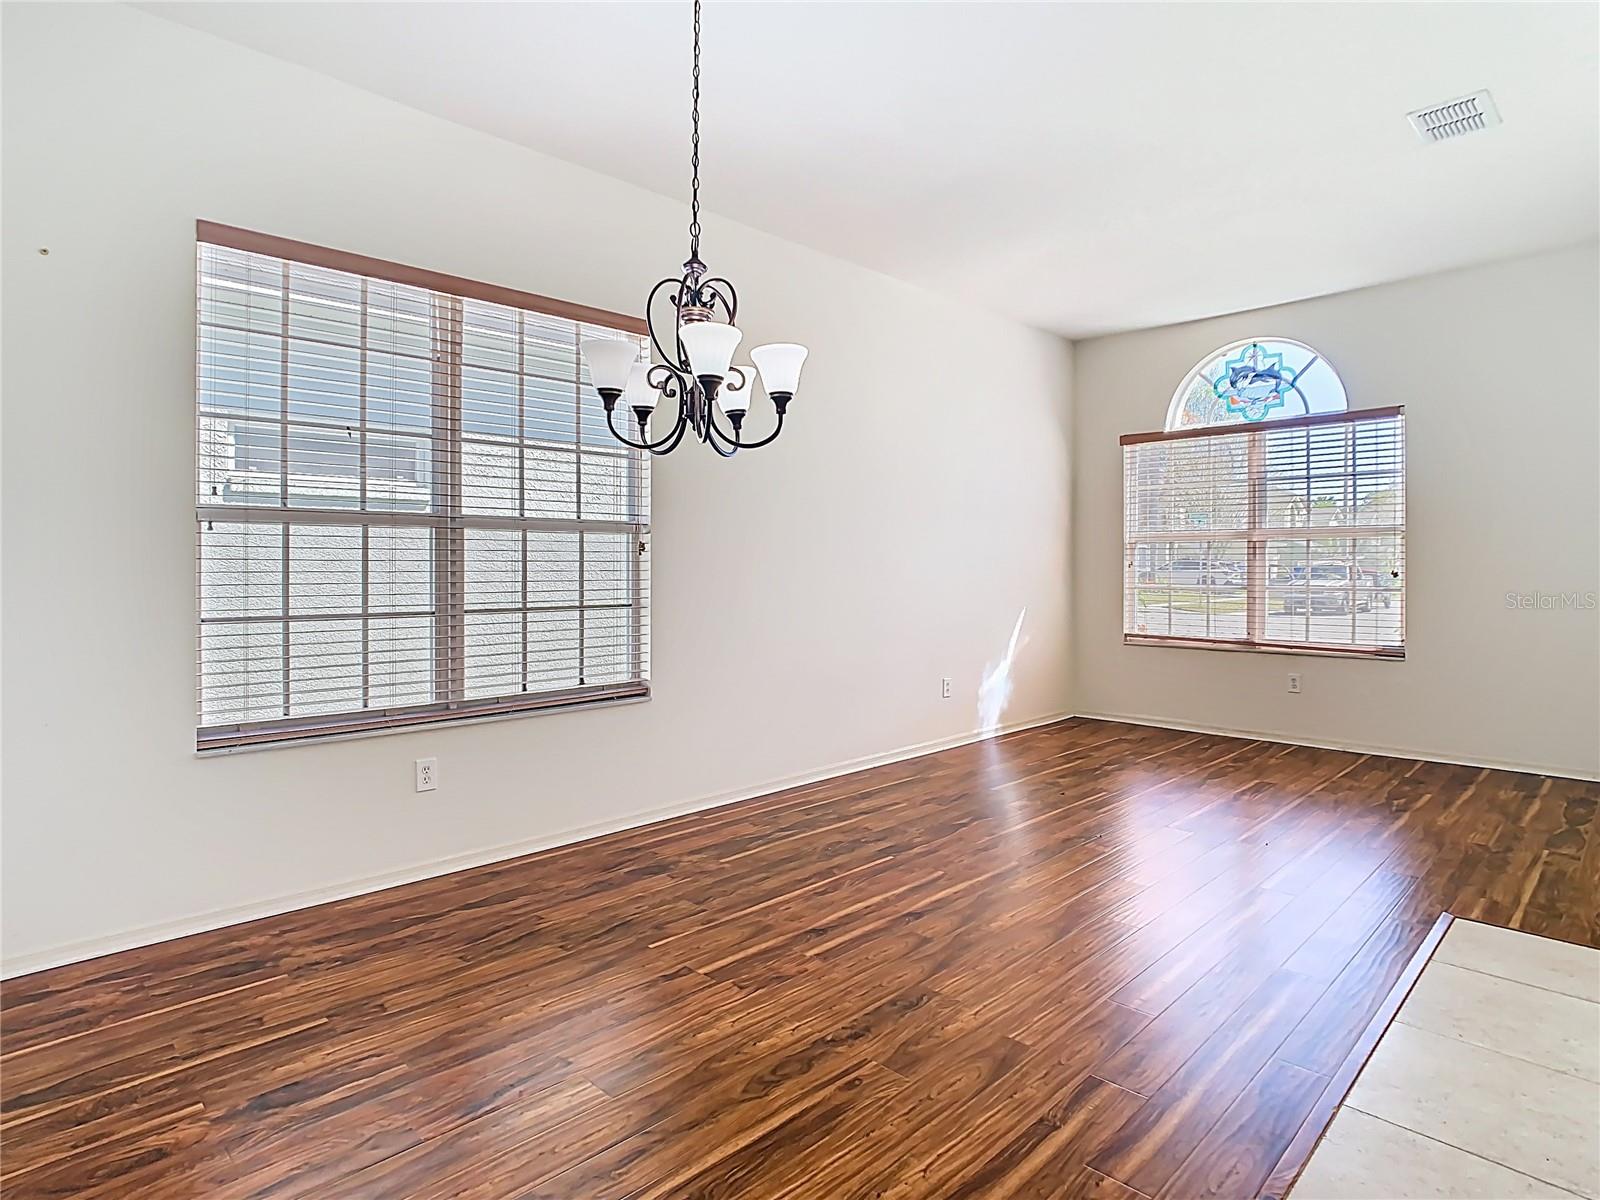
[581,0,804,458]
[688,0,702,262]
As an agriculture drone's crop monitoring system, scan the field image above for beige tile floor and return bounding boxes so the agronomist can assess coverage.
[1291,919,1600,1200]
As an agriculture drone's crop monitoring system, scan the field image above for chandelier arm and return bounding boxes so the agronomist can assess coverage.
[647,361,694,395]
[706,403,785,450]
[651,409,694,456]
[704,420,739,457]
[733,412,786,450]
[604,404,674,453]
[645,276,692,369]
[601,369,691,453]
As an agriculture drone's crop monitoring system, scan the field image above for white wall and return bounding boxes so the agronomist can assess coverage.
[0,4,1074,974]
[1072,245,1600,780]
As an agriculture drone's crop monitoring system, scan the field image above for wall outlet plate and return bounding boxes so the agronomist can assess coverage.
[941,677,953,699]
[415,758,438,792]
[1287,674,1302,695]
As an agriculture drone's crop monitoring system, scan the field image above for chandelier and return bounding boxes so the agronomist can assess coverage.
[579,0,807,457]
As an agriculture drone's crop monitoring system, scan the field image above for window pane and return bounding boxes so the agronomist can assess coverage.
[199,620,284,725]
[524,312,580,377]
[199,252,283,330]
[1264,536,1400,649]
[584,606,634,685]
[365,434,432,513]
[366,280,433,358]
[525,447,577,521]
[1264,422,1404,530]
[1129,540,1245,640]
[528,531,580,606]
[207,419,283,508]
[525,374,579,446]
[527,610,581,691]
[1353,534,1404,648]
[462,364,518,440]
[285,424,360,509]
[368,616,434,708]
[287,339,361,426]
[1266,539,1314,644]
[289,525,363,616]
[288,262,363,343]
[465,529,521,610]
[367,352,433,434]
[1198,540,1247,641]
[200,521,282,619]
[1124,437,1249,538]
[369,527,432,613]
[462,300,519,371]
[288,620,364,716]
[581,452,639,523]
[584,532,634,608]
[199,326,282,419]
[464,612,523,699]
[462,439,519,517]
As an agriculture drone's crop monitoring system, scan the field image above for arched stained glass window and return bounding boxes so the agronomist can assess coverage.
[1165,338,1346,431]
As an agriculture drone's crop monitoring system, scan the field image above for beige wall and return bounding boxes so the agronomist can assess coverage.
[0,5,1074,974]
[1072,245,1600,780]
[6,5,1594,978]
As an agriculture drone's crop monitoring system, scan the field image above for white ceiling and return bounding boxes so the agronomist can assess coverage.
[143,2,1599,338]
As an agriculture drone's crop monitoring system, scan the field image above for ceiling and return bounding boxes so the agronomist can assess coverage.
[143,2,1599,338]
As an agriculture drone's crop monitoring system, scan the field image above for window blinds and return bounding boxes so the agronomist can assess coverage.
[196,226,651,750]
[1121,407,1405,657]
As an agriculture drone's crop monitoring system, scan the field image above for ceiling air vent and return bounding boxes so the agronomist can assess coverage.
[1408,90,1502,143]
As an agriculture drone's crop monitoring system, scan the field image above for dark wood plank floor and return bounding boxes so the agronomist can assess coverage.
[3,719,1597,1199]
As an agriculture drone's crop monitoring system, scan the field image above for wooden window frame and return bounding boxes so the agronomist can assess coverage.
[196,223,647,337]
[1120,406,1406,660]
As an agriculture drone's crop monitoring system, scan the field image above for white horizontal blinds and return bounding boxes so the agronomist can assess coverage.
[1122,409,1404,655]
[197,241,649,747]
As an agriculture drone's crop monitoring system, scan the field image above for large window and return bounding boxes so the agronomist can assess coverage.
[195,224,650,750]
[1123,341,1404,658]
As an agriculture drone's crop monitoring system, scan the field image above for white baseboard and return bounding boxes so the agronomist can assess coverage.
[1,709,1075,980]
[1074,709,1599,782]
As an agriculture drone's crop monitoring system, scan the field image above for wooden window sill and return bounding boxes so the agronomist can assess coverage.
[1123,635,1404,661]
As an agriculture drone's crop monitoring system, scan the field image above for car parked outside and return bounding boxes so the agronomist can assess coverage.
[1145,559,1240,586]
[1283,562,1375,614]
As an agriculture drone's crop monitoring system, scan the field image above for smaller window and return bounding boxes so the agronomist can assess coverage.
[1127,339,1403,659]
[1166,337,1347,430]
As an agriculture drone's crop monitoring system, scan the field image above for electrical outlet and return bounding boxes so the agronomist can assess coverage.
[941,677,952,699]
[415,757,438,792]
[1287,673,1302,695]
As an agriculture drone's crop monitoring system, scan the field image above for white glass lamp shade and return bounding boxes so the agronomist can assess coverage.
[623,363,658,411]
[580,338,639,392]
[720,368,753,414]
[751,343,808,396]
[678,321,742,380]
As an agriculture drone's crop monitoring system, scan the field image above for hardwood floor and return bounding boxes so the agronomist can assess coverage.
[3,719,1596,1199]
